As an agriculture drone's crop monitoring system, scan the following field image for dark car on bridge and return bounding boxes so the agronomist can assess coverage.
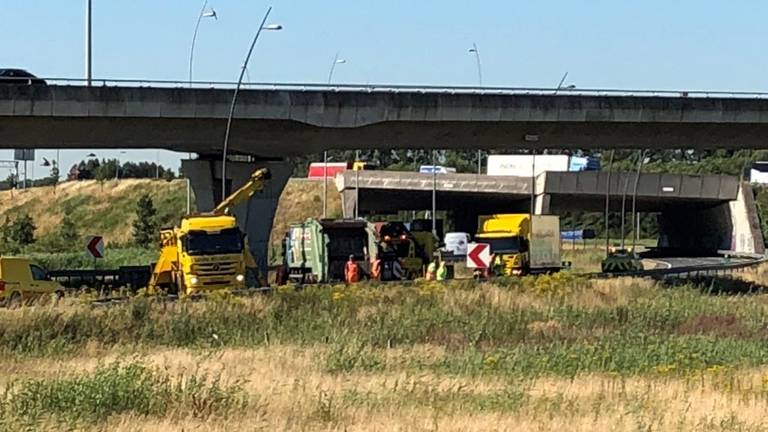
[0,69,46,85]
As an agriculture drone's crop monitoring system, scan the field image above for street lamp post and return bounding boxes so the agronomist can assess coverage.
[321,54,346,218]
[85,0,92,86]
[468,43,483,174]
[189,0,217,87]
[327,53,347,84]
[604,150,615,256]
[354,150,360,219]
[323,151,329,218]
[630,150,646,250]
[116,151,126,180]
[187,1,218,213]
[220,7,282,201]
[468,42,482,86]
[554,72,577,95]
[431,151,438,238]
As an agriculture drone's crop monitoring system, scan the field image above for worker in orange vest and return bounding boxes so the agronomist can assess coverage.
[371,254,382,281]
[345,254,360,284]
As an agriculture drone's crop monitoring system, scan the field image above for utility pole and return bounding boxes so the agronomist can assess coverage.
[431,150,437,238]
[323,151,328,218]
[630,150,646,250]
[86,0,92,86]
[604,150,615,256]
[354,150,360,219]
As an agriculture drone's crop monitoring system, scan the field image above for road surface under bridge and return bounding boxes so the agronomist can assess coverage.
[336,170,765,255]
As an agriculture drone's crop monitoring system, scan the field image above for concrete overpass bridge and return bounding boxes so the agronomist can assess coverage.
[336,170,764,255]
[4,81,768,154]
[4,79,768,272]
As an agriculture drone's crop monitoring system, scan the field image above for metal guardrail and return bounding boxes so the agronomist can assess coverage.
[6,76,768,99]
[589,255,766,280]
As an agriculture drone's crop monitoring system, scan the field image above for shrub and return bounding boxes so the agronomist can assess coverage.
[132,194,158,247]
[0,361,247,426]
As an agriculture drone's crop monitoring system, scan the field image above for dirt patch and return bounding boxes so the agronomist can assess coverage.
[676,314,754,339]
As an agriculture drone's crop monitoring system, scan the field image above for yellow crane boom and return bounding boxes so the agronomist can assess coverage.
[212,168,272,215]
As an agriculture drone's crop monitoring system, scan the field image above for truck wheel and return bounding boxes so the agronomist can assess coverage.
[53,291,65,307]
[7,292,22,309]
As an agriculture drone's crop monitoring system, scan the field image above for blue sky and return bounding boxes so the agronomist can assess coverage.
[4,0,768,177]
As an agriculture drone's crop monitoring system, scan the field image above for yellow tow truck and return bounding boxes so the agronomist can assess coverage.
[148,168,270,295]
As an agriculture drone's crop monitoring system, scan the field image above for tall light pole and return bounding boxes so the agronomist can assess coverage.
[187,2,216,213]
[619,168,631,249]
[322,54,346,218]
[469,43,483,174]
[431,150,437,238]
[468,43,482,86]
[85,0,92,86]
[221,7,282,201]
[189,1,217,87]
[604,150,615,256]
[323,151,329,218]
[327,53,346,84]
[630,150,646,250]
[116,151,126,180]
[354,150,360,219]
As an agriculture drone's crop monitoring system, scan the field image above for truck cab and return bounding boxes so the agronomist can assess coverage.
[0,257,64,307]
[476,214,561,276]
[151,215,249,295]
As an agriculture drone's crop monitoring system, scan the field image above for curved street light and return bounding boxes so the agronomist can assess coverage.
[221,6,282,200]
[189,1,218,87]
[327,53,347,84]
[187,1,218,213]
[468,42,483,86]
[469,43,483,173]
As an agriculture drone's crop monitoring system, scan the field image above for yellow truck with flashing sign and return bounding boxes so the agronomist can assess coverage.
[476,214,562,276]
[148,168,270,295]
[0,257,64,307]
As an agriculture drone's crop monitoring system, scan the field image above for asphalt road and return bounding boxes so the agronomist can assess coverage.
[643,256,752,270]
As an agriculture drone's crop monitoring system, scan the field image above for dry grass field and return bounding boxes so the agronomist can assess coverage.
[1,272,768,430]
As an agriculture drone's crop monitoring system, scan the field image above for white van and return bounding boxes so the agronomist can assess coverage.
[442,232,471,256]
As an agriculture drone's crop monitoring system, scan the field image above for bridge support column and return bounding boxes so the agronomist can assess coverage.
[341,189,356,218]
[534,194,551,215]
[182,158,295,279]
[729,183,765,254]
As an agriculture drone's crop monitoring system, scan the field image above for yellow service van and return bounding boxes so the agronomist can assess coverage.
[0,257,64,307]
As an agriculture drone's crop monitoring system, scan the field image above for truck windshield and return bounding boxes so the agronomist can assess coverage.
[184,228,243,256]
[484,236,524,253]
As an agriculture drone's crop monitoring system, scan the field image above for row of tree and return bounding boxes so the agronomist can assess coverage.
[292,148,767,178]
[68,159,176,181]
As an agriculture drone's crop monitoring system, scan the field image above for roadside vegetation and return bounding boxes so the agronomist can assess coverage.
[0,178,341,270]
[2,272,768,430]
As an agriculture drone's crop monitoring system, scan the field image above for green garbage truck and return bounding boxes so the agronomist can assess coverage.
[283,219,378,284]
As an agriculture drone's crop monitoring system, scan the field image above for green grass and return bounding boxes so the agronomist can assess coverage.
[3,275,768,379]
[0,361,246,428]
[27,247,157,270]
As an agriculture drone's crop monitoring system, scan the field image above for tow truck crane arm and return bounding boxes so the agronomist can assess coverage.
[211,168,272,215]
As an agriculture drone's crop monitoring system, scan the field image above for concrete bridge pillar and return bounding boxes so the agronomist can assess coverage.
[729,183,765,254]
[182,158,294,279]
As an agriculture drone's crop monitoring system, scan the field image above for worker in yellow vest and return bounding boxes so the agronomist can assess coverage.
[426,258,438,281]
[436,260,448,281]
